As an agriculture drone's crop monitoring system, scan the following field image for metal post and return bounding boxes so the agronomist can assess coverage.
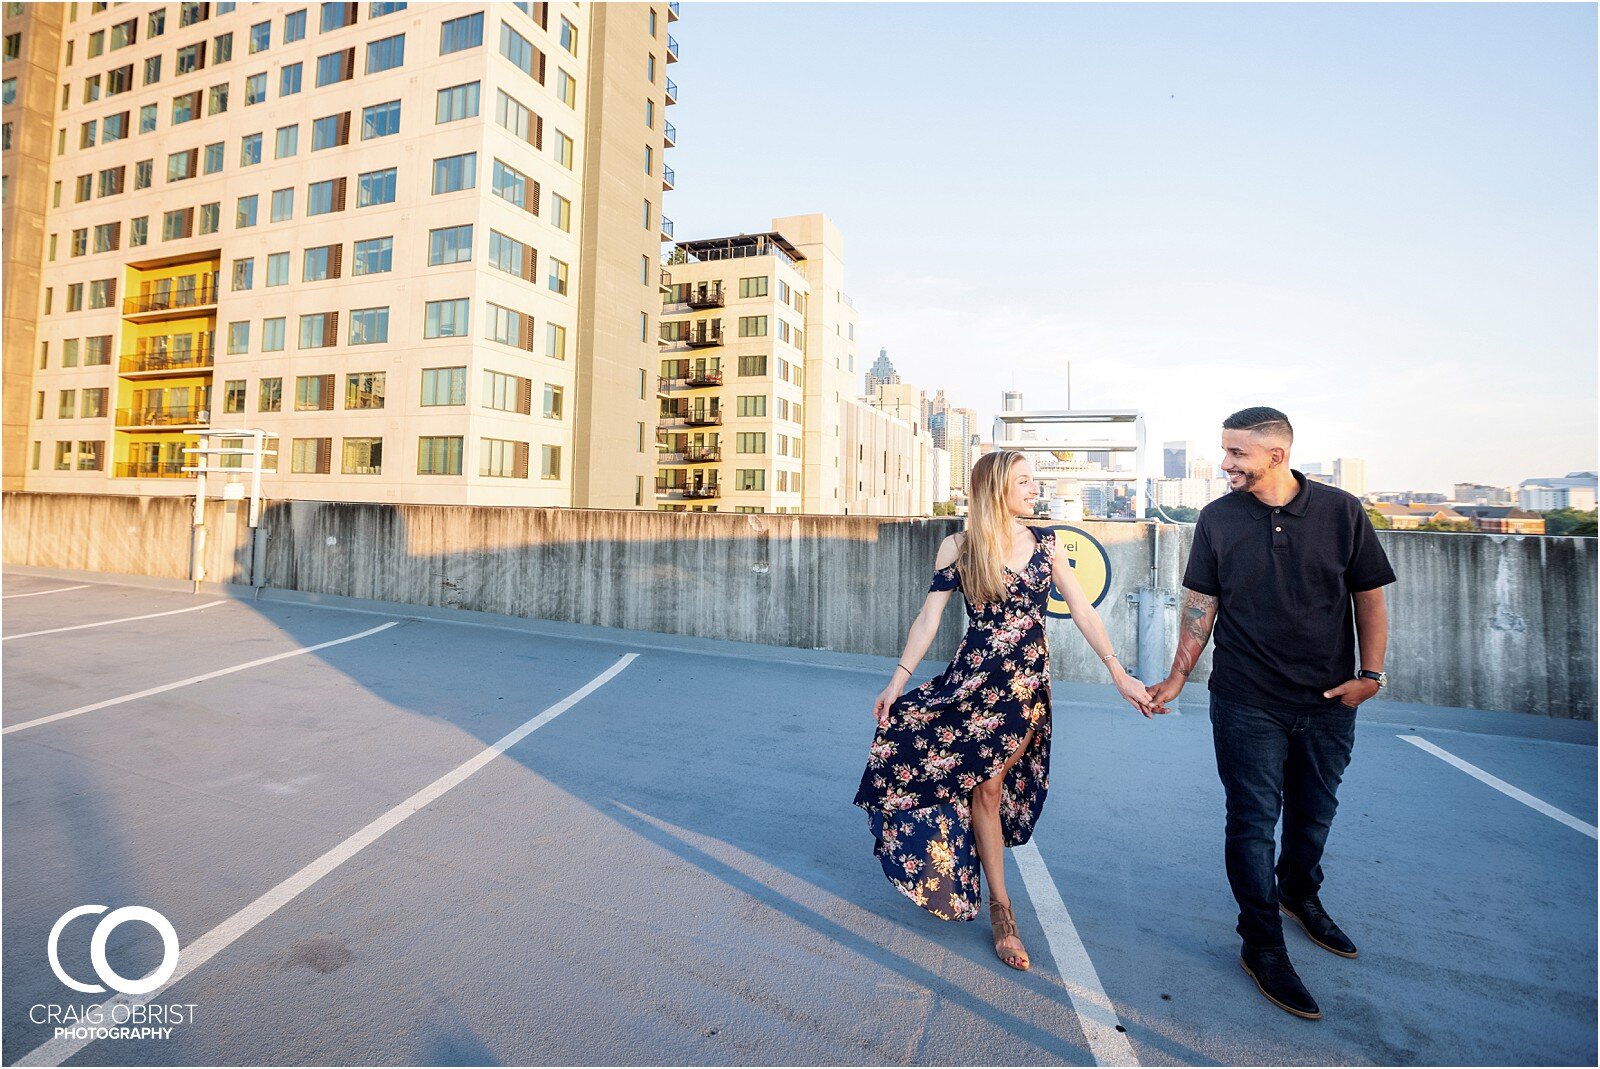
[190,446,208,593]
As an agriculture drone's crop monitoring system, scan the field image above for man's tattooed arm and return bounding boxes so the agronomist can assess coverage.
[1172,589,1219,677]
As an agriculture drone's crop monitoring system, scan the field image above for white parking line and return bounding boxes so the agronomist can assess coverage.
[15,652,639,1068]
[2,621,401,735]
[1400,734,1598,840]
[2,584,91,599]
[1014,841,1139,1067]
[3,601,226,640]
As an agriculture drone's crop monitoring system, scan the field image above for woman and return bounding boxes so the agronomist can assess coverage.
[853,450,1154,971]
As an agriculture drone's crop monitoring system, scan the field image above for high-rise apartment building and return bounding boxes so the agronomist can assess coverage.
[1333,457,1367,500]
[3,0,679,506]
[1163,439,1195,479]
[864,346,896,391]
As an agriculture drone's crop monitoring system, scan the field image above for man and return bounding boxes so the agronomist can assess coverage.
[1149,407,1395,1021]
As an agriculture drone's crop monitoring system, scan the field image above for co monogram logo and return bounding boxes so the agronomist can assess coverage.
[48,906,179,996]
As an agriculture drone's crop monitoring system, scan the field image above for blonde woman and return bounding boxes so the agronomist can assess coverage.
[854,450,1154,971]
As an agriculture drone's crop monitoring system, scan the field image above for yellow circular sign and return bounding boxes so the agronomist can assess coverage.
[1041,524,1113,619]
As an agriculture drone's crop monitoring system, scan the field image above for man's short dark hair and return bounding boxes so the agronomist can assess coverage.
[1223,406,1294,444]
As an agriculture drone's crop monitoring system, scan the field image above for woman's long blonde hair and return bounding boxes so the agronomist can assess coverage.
[958,450,1029,605]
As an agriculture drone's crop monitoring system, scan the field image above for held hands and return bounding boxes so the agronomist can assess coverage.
[1145,673,1186,716]
[1324,677,1381,710]
[1114,671,1161,718]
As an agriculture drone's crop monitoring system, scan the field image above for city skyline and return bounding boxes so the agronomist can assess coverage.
[664,2,1597,491]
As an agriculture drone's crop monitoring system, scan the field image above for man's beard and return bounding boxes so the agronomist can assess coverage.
[1229,469,1264,492]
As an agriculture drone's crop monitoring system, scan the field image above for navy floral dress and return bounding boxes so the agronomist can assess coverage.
[853,526,1056,922]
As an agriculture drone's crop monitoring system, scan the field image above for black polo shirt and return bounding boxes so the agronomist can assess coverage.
[1183,471,1397,711]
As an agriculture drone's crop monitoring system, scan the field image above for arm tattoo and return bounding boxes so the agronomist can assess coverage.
[1173,590,1219,676]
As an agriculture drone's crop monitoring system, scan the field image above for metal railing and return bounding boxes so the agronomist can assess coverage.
[120,344,215,373]
[660,215,674,239]
[666,33,679,60]
[684,325,723,348]
[115,405,210,427]
[664,77,677,103]
[668,1,679,21]
[114,461,195,479]
[663,120,676,145]
[685,282,723,309]
[662,164,675,190]
[123,283,218,315]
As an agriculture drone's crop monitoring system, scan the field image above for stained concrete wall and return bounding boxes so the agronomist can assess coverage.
[4,493,1594,718]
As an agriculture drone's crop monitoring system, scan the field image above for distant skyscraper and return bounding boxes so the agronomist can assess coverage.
[1164,440,1197,479]
[865,348,899,392]
[1334,458,1368,500]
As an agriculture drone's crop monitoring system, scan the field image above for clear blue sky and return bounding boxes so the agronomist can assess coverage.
[663,2,1596,492]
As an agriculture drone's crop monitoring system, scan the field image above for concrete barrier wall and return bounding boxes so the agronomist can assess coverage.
[4,492,1594,718]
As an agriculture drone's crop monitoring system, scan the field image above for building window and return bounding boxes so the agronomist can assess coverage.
[559,16,577,54]
[161,208,193,240]
[296,374,336,412]
[81,389,109,419]
[280,61,303,95]
[356,167,395,206]
[179,2,209,29]
[198,201,221,234]
[243,72,267,105]
[270,186,294,222]
[340,438,382,475]
[232,257,255,290]
[320,2,357,32]
[266,251,289,285]
[291,437,331,474]
[97,165,125,195]
[546,323,566,361]
[176,42,205,75]
[227,321,250,354]
[540,444,561,480]
[130,216,148,246]
[259,377,283,411]
[440,11,483,54]
[235,194,259,228]
[143,55,162,85]
[262,317,286,350]
[249,20,271,52]
[435,81,479,123]
[555,130,573,169]
[275,124,298,158]
[543,384,563,420]
[421,367,466,406]
[547,257,568,296]
[348,307,388,345]
[432,152,476,194]
[149,7,168,37]
[480,439,529,479]
[345,371,385,408]
[298,312,338,350]
[302,243,337,281]
[500,23,540,79]
[739,315,768,338]
[491,158,536,212]
[312,111,350,150]
[166,147,197,182]
[315,47,355,86]
[484,304,528,349]
[207,82,229,115]
[241,132,263,166]
[284,8,307,42]
[550,192,571,232]
[418,436,463,474]
[495,89,539,146]
[488,229,532,279]
[366,32,404,73]
[428,224,473,265]
[203,141,225,174]
[555,68,575,108]
[361,98,400,138]
[424,298,469,339]
[87,279,115,309]
[212,32,232,65]
[307,176,345,214]
[352,236,393,275]
[482,369,528,412]
[108,64,133,95]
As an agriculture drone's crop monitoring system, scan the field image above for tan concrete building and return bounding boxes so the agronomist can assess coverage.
[3,0,678,506]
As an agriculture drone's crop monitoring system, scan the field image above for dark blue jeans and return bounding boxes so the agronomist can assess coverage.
[1209,694,1357,948]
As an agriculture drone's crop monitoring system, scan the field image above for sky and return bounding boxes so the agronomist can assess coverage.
[662,2,1597,492]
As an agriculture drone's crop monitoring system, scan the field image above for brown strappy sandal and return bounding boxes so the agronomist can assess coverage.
[989,899,1031,971]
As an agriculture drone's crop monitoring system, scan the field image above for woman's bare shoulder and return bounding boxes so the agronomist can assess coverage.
[934,532,964,569]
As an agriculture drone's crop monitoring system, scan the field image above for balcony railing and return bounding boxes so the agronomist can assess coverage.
[115,405,210,427]
[685,368,723,387]
[668,1,679,21]
[662,165,674,191]
[658,411,723,429]
[660,215,674,241]
[658,447,722,465]
[684,325,723,348]
[685,282,723,309]
[663,120,676,147]
[114,461,195,479]
[659,267,673,291]
[123,283,218,316]
[666,33,679,61]
[664,77,678,104]
[656,481,721,500]
[120,344,215,374]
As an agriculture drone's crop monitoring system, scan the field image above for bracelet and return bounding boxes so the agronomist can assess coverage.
[894,663,914,678]
[1101,652,1118,663]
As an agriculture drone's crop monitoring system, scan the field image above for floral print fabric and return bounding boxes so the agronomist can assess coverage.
[853,526,1056,921]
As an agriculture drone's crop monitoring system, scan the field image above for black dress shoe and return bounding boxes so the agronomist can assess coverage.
[1281,895,1359,958]
[1239,943,1321,1020]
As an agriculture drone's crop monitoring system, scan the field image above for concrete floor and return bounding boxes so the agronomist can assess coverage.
[2,568,1594,1067]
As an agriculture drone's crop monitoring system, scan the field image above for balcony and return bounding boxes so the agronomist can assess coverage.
[685,282,724,309]
[114,405,210,429]
[663,120,676,148]
[114,461,195,479]
[666,33,678,62]
[662,164,675,191]
[658,411,723,429]
[665,77,677,105]
[656,481,720,501]
[659,267,673,292]
[658,446,722,466]
[660,214,674,242]
[660,368,723,391]
[668,1,679,21]
[684,324,724,348]
[122,283,218,319]
[120,344,215,376]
